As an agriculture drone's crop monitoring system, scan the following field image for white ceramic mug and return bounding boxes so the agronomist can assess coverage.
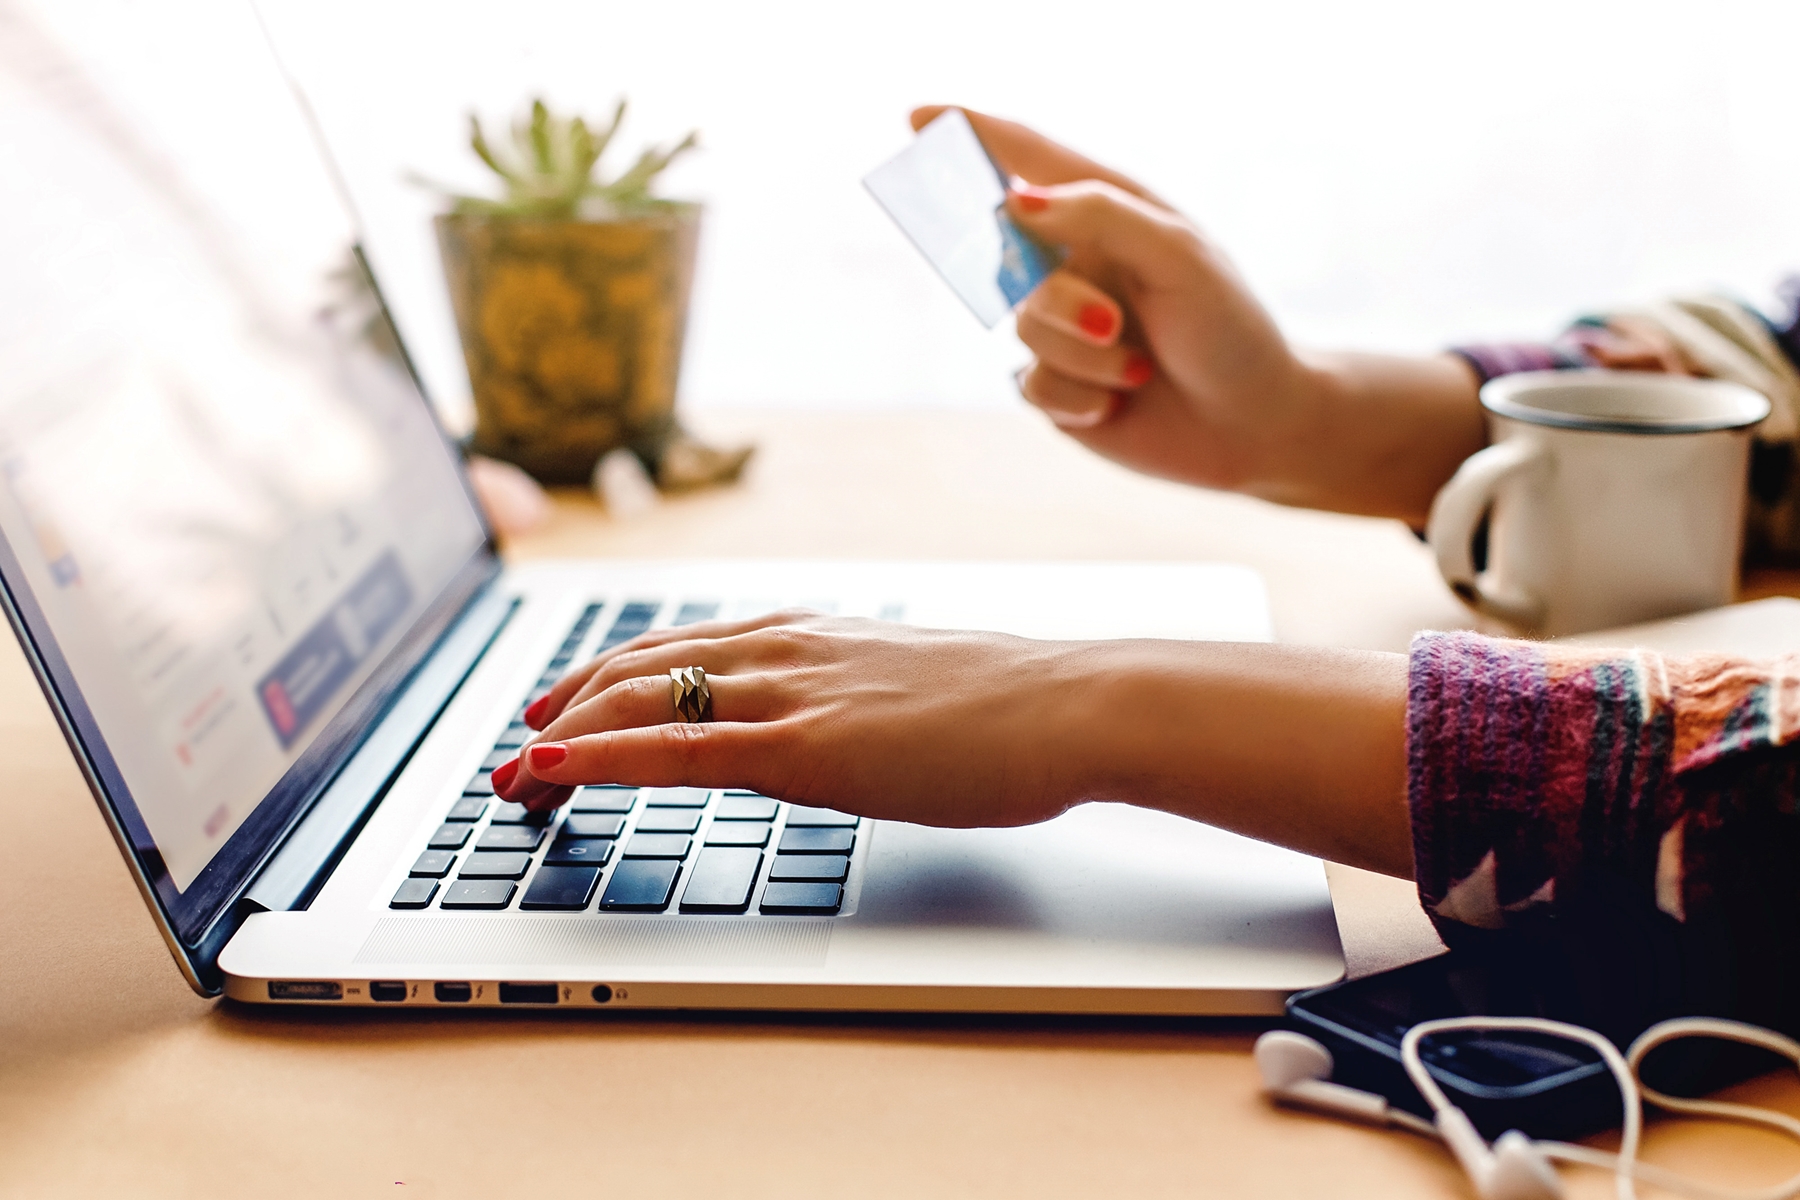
[1426,370,1770,637]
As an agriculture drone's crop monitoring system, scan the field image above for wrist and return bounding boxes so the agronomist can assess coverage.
[1281,350,1485,522]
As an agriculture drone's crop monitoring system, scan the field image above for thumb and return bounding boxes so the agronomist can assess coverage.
[1007,180,1197,289]
[908,104,1165,205]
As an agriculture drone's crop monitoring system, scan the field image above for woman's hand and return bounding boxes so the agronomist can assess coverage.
[911,106,1312,494]
[491,610,1417,878]
[494,610,1091,828]
[915,106,1485,525]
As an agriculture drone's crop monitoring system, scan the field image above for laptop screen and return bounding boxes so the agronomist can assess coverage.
[0,2,493,941]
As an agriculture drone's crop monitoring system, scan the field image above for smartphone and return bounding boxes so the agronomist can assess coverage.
[1286,951,1781,1140]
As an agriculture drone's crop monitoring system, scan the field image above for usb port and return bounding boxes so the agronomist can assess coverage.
[368,980,408,1003]
[434,981,472,1003]
[498,981,558,1005]
[268,980,342,1001]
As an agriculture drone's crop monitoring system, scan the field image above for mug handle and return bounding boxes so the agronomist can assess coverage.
[1426,439,1547,628]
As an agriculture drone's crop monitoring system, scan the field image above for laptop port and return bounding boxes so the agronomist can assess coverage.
[434,981,472,1003]
[268,980,342,1001]
[498,982,558,1005]
[591,984,613,1004]
[368,980,408,1003]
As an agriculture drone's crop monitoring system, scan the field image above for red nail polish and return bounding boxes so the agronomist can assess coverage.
[527,743,568,771]
[524,694,550,728]
[490,757,519,796]
[1121,353,1155,387]
[1077,304,1116,339]
[1013,189,1050,212]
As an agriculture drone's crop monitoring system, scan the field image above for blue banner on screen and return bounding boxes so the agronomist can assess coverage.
[257,551,413,747]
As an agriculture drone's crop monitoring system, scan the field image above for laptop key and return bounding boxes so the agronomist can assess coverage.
[390,878,439,909]
[441,879,516,909]
[634,809,702,834]
[561,813,626,839]
[544,838,614,867]
[784,806,859,828]
[427,823,471,850]
[446,796,488,822]
[492,723,532,750]
[458,852,532,880]
[481,749,516,771]
[410,850,457,878]
[778,827,855,855]
[570,787,636,813]
[759,882,844,915]
[477,825,547,853]
[768,854,848,882]
[642,786,709,808]
[488,802,553,825]
[714,795,778,821]
[680,848,763,913]
[520,865,601,911]
[705,822,771,847]
[463,771,496,797]
[623,833,691,859]
[598,859,681,911]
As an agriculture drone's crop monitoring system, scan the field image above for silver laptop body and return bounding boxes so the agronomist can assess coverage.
[0,0,1343,1014]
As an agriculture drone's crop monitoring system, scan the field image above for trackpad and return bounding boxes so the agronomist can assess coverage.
[837,804,1344,990]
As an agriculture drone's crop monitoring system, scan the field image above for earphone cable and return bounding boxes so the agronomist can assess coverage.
[1399,1016,1800,1200]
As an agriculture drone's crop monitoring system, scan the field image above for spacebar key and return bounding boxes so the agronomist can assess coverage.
[679,848,762,913]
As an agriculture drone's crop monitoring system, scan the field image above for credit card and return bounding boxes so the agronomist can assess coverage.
[863,109,1063,328]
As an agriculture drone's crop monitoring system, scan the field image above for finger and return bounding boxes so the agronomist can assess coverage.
[529,607,816,728]
[506,672,786,810]
[1016,310,1155,390]
[1005,181,1198,290]
[908,105,1164,206]
[1016,269,1126,347]
[1015,361,1120,430]
[547,672,782,743]
[519,721,787,795]
[558,629,769,718]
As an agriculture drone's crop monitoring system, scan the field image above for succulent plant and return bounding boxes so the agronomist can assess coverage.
[429,97,697,220]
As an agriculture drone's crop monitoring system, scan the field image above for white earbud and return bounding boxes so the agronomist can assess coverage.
[1253,1030,1406,1127]
[1434,1107,1563,1200]
[1257,1029,1559,1199]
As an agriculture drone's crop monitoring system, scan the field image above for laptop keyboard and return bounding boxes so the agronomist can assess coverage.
[388,600,856,917]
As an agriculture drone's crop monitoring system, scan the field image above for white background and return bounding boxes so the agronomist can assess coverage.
[260,0,1800,434]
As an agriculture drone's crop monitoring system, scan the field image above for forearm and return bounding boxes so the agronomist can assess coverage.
[1259,351,1485,524]
[1065,641,1414,878]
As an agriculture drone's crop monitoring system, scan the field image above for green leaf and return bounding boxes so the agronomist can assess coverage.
[527,97,553,175]
[468,113,521,185]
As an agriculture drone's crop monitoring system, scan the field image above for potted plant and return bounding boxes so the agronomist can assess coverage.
[428,98,748,488]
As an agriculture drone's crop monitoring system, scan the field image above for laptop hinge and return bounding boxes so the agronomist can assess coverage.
[242,585,516,914]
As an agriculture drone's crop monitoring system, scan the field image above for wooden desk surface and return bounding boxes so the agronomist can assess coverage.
[3,409,1795,1198]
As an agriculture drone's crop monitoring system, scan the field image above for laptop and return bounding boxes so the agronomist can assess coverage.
[0,0,1343,1013]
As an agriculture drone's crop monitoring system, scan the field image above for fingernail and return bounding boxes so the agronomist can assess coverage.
[1012,366,1030,398]
[1077,304,1116,339]
[527,742,568,771]
[1121,353,1154,387]
[1047,405,1106,430]
[1010,183,1051,212]
[523,694,550,727]
[490,757,519,796]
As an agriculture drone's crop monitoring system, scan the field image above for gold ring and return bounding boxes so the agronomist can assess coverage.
[670,666,712,723]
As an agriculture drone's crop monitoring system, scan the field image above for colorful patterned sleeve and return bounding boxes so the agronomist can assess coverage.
[1448,336,1596,384]
[1408,631,1800,1023]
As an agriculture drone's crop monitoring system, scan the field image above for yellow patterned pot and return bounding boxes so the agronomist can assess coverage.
[435,205,700,484]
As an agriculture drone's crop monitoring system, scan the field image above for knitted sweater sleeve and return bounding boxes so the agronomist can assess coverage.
[1408,631,1800,1025]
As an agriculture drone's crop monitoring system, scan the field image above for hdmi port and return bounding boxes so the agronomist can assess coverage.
[268,980,342,1001]
[498,982,558,1005]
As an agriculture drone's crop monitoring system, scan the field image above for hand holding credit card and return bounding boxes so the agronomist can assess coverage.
[863,109,1064,327]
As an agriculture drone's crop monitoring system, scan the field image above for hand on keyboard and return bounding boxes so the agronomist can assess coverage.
[492,610,1090,829]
